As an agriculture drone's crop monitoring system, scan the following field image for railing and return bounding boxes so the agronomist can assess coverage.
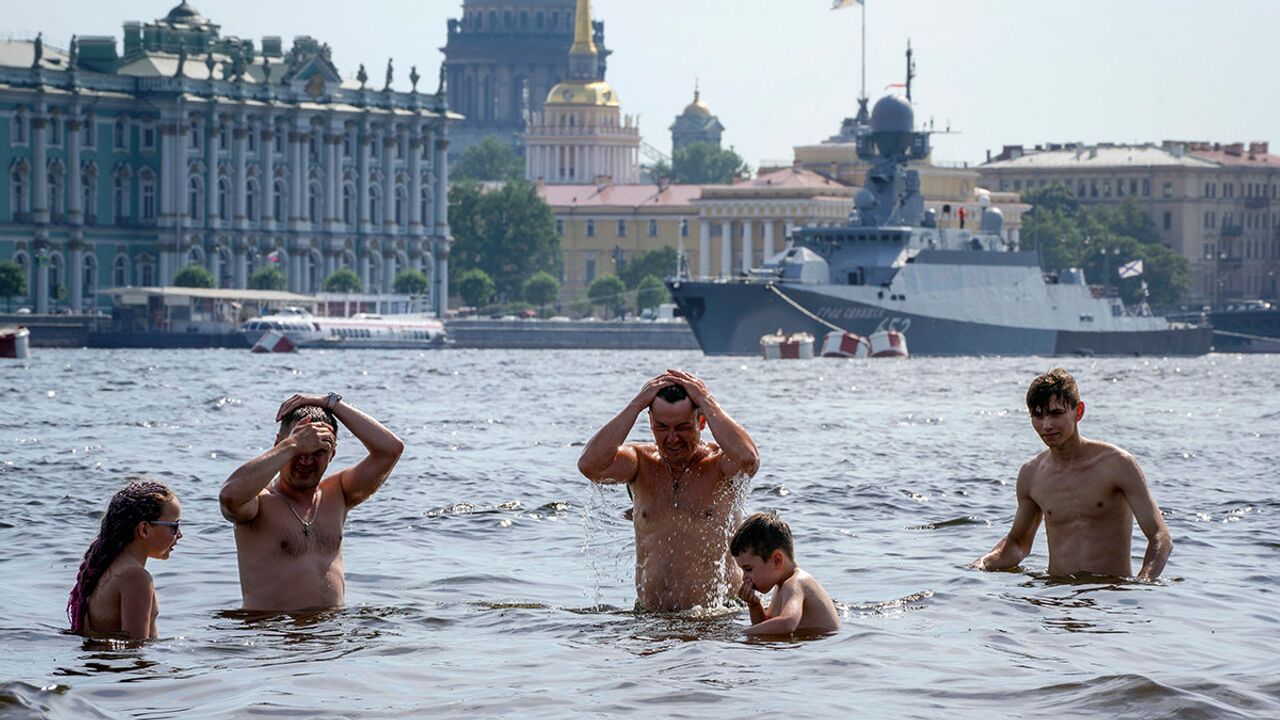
[1220,224,1244,237]
[1244,196,1271,209]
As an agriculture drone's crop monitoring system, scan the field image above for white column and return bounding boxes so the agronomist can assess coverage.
[433,132,451,317]
[741,219,753,274]
[233,119,247,229]
[699,219,710,278]
[35,245,49,314]
[289,123,305,230]
[323,128,338,228]
[785,220,795,248]
[160,122,176,221]
[408,128,424,233]
[32,115,49,224]
[763,219,776,259]
[67,116,83,225]
[68,241,84,311]
[206,116,219,225]
[234,244,247,289]
[260,124,276,228]
[720,220,732,278]
[358,125,372,233]
[382,130,395,232]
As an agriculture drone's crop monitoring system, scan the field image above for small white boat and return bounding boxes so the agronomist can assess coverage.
[240,307,448,350]
[760,331,815,360]
[0,325,31,359]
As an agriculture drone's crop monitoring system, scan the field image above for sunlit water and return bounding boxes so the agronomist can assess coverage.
[0,349,1276,719]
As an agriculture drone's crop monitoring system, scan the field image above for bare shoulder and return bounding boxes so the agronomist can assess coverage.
[1088,440,1143,472]
[115,562,155,591]
[1019,451,1048,481]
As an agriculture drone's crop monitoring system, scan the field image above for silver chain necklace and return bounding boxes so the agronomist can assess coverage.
[279,486,321,537]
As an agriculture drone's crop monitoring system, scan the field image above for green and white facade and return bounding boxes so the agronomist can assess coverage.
[1,2,460,315]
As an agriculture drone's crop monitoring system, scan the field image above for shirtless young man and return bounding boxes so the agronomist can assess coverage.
[220,393,404,611]
[973,368,1173,581]
[578,370,760,611]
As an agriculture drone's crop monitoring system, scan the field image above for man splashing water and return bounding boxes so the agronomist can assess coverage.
[578,370,760,611]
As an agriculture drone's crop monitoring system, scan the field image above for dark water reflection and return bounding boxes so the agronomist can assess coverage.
[1,349,1277,718]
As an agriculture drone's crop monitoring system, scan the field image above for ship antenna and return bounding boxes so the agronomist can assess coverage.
[905,39,915,103]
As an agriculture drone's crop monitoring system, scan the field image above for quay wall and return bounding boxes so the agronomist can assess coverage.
[445,320,698,350]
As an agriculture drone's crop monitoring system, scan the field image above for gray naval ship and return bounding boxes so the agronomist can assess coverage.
[666,95,1212,357]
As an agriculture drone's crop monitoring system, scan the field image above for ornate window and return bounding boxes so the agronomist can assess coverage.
[139,256,155,286]
[11,111,28,145]
[308,181,322,224]
[217,177,232,220]
[48,163,64,221]
[394,185,407,226]
[113,254,130,286]
[419,186,431,226]
[113,118,127,150]
[586,219,595,237]
[82,254,98,301]
[142,124,156,151]
[272,179,287,221]
[140,170,156,221]
[680,219,689,238]
[81,167,97,225]
[49,116,62,146]
[617,219,626,238]
[81,119,95,148]
[343,183,355,225]
[9,163,30,221]
[246,179,259,222]
[648,219,658,237]
[369,185,383,225]
[188,176,203,221]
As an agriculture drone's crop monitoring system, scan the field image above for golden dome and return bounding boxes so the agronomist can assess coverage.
[681,83,711,117]
[546,80,620,107]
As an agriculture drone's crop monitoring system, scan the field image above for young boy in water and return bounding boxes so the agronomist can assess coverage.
[731,512,840,636]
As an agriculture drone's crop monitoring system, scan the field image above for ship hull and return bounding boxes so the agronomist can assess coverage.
[667,281,1212,357]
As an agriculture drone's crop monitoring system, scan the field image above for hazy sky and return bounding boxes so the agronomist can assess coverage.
[8,1,1278,168]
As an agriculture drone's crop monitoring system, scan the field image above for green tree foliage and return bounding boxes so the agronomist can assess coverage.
[670,142,749,184]
[635,274,668,313]
[452,136,525,183]
[324,267,363,293]
[587,274,626,318]
[0,260,27,311]
[172,263,215,289]
[521,270,560,308]
[619,246,679,289]
[457,268,496,309]
[449,180,560,301]
[249,265,287,291]
[393,268,429,295]
[1019,186,1190,306]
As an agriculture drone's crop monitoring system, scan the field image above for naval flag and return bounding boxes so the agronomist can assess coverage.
[266,250,281,263]
[1118,259,1143,279]
[831,0,863,9]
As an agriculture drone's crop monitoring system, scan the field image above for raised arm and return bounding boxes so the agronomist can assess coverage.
[744,581,805,636]
[219,416,335,523]
[1114,453,1172,581]
[275,394,404,509]
[973,462,1042,571]
[577,375,669,484]
[666,369,760,478]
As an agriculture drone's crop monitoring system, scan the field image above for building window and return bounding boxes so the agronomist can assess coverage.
[681,219,689,238]
[9,166,29,220]
[81,119,95,149]
[190,123,201,150]
[617,219,627,237]
[142,125,155,151]
[1116,178,1124,197]
[556,218,564,235]
[113,255,130,286]
[1103,179,1111,197]
[1142,178,1150,197]
[1163,182,1174,199]
[48,167,63,221]
[81,171,96,224]
[343,133,352,157]
[246,179,258,222]
[648,219,658,237]
[141,173,155,221]
[343,183,354,225]
[218,125,229,151]
[420,186,430,226]
[113,174,128,223]
[274,132,284,155]
[49,117,62,147]
[1077,181,1085,197]
[1089,179,1098,198]
[394,185,407,226]
[188,176,203,221]
[584,252,596,284]
[586,219,595,237]
[370,185,383,225]
[114,118,127,150]
[1163,211,1172,231]
[273,179,287,221]
[11,112,27,145]
[1013,179,1022,191]
[140,259,155,286]
[1130,179,1138,196]
[308,182,322,223]
[217,177,231,220]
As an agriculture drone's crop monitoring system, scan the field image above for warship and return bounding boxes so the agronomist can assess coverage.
[666,92,1211,357]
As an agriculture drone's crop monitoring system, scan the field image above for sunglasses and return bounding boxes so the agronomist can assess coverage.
[148,520,181,534]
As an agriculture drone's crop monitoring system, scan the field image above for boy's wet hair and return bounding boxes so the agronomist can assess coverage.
[278,405,338,439]
[730,511,794,561]
[1026,368,1080,416]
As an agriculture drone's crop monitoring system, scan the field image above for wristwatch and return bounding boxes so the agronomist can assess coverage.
[326,392,342,410]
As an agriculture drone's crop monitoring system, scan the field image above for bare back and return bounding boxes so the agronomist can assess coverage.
[86,560,156,638]
[769,568,840,634]
[233,476,348,611]
[629,442,745,610]
[1026,440,1140,577]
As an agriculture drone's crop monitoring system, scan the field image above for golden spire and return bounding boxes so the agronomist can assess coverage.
[570,0,597,56]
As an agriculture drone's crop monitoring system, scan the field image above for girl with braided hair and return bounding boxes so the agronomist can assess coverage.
[67,480,183,640]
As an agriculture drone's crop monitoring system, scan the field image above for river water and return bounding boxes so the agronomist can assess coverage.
[0,349,1276,718]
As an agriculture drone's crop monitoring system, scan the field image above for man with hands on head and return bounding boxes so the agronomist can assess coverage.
[220,392,404,611]
[578,369,760,611]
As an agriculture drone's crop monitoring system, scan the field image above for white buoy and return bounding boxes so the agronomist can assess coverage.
[0,325,30,359]
[868,329,909,358]
[821,330,870,358]
[761,331,815,360]
[251,329,297,354]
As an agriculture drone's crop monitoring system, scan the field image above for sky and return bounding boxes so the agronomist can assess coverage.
[7,0,1279,169]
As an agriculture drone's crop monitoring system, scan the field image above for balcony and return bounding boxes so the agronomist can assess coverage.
[1244,196,1271,209]
[1221,224,1244,237]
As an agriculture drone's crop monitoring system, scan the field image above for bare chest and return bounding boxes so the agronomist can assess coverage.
[1030,465,1129,525]
[242,496,345,559]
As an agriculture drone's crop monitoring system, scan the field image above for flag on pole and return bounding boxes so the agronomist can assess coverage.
[831,0,863,9]
[1118,259,1143,279]
[266,250,281,263]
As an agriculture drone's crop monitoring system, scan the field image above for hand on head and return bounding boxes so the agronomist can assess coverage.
[664,368,712,406]
[275,393,328,422]
[287,417,336,456]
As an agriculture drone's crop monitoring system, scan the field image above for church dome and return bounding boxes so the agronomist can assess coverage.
[163,2,209,26]
[546,79,620,107]
[681,87,711,118]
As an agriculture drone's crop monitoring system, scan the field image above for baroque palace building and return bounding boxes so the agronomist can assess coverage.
[442,0,609,157]
[0,2,460,315]
[978,141,1280,305]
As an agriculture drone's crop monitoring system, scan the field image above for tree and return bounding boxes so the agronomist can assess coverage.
[172,263,215,289]
[324,267,363,293]
[449,179,560,301]
[249,265,287,291]
[457,268,496,309]
[1019,186,1190,306]
[522,270,560,309]
[587,274,626,318]
[0,260,27,311]
[394,268,429,295]
[452,136,524,183]
[635,274,667,314]
[670,142,749,184]
[619,246,679,289]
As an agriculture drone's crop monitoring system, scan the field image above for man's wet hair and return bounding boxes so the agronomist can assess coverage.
[730,511,794,561]
[655,384,689,405]
[1026,368,1080,417]
[278,405,338,439]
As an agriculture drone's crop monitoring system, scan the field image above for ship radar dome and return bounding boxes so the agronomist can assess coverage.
[981,206,1005,235]
[870,95,913,134]
[854,188,877,210]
